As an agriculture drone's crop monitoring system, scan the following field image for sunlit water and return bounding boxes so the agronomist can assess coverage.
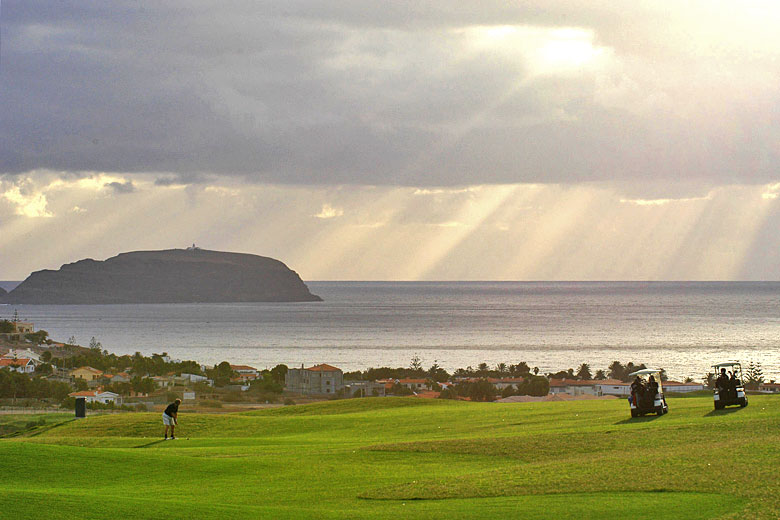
[3,282,779,381]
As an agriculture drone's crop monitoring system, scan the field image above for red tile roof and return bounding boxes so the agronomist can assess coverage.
[69,390,98,397]
[306,364,341,372]
[230,365,258,371]
[399,378,427,384]
[0,358,33,367]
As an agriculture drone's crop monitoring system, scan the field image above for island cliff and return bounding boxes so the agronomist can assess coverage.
[2,249,321,304]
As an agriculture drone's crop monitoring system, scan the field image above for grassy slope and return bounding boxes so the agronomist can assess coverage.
[0,396,777,519]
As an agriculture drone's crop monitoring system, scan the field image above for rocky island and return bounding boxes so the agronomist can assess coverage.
[2,249,322,304]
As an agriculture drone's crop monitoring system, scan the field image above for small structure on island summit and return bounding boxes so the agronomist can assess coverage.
[1,248,321,304]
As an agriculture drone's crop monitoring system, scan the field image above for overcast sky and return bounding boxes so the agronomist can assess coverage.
[1,1,779,280]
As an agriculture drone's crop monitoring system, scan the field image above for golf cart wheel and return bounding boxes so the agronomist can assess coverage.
[655,406,664,416]
[630,409,638,418]
[714,401,724,410]
[739,398,747,408]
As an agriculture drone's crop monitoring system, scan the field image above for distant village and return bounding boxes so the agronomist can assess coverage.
[2,317,778,409]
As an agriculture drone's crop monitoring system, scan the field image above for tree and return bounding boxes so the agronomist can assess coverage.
[269,364,288,385]
[390,383,413,396]
[208,361,234,387]
[438,387,459,400]
[744,361,764,390]
[467,379,496,402]
[409,355,423,372]
[41,351,53,363]
[25,330,49,345]
[496,363,508,374]
[131,376,155,395]
[510,362,530,375]
[608,361,625,381]
[703,372,716,389]
[576,363,592,380]
[0,320,14,333]
[428,362,449,383]
[477,363,489,374]
[89,337,102,351]
[500,385,516,398]
[532,367,539,375]
[35,363,53,375]
[67,336,77,346]
[594,369,606,380]
[516,376,550,396]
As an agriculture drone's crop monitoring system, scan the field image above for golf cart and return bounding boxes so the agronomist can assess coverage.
[628,368,668,417]
[712,361,748,410]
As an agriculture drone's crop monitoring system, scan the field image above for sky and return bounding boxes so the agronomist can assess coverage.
[1,1,779,280]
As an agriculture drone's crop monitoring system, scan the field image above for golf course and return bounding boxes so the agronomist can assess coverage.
[0,395,778,519]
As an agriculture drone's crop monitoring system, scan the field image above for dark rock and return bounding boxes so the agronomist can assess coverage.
[2,249,321,304]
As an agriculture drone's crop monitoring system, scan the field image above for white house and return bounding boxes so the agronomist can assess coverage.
[2,348,41,363]
[0,358,37,374]
[759,383,780,393]
[662,381,705,393]
[594,380,633,397]
[68,390,123,405]
[230,365,259,376]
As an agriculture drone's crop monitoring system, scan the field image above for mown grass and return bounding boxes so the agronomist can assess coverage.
[0,396,778,519]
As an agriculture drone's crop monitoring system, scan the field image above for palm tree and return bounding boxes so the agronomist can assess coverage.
[576,363,592,380]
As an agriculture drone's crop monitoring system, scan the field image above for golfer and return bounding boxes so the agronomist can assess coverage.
[163,398,181,440]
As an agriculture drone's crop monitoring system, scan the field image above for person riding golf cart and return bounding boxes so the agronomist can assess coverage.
[712,362,748,410]
[628,369,668,417]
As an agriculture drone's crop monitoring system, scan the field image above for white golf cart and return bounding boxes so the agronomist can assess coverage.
[628,368,668,418]
[712,361,748,410]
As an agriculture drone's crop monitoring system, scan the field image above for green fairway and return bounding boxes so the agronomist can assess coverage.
[1,396,777,519]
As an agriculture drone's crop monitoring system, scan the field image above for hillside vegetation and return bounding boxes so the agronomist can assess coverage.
[0,396,778,519]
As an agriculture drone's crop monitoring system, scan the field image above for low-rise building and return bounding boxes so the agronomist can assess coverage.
[758,382,780,393]
[488,377,525,390]
[0,322,35,342]
[285,363,344,395]
[0,357,37,374]
[71,366,103,381]
[230,365,259,376]
[344,380,387,397]
[68,390,123,405]
[662,381,705,393]
[398,378,427,391]
[2,348,41,362]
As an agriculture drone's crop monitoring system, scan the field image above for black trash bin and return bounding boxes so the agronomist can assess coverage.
[75,396,86,418]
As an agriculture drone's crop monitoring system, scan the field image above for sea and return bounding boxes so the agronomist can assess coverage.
[2,281,779,381]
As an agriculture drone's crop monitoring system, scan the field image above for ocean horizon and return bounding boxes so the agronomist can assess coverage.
[2,281,779,381]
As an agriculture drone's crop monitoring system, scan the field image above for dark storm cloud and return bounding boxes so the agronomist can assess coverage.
[105,180,136,194]
[1,1,779,188]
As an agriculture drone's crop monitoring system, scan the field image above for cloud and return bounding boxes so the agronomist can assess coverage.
[314,203,344,219]
[2,185,52,217]
[0,1,778,191]
[104,181,136,194]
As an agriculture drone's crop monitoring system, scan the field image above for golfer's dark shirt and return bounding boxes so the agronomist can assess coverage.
[164,403,179,417]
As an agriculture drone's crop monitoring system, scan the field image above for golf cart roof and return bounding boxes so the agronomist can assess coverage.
[712,361,742,369]
[628,369,663,377]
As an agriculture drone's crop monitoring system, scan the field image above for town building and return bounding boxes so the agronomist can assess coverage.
[0,322,35,342]
[662,381,706,393]
[344,380,387,397]
[398,378,427,391]
[0,358,37,374]
[285,363,344,395]
[71,367,103,382]
[758,382,780,393]
[68,390,123,405]
[2,348,41,362]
